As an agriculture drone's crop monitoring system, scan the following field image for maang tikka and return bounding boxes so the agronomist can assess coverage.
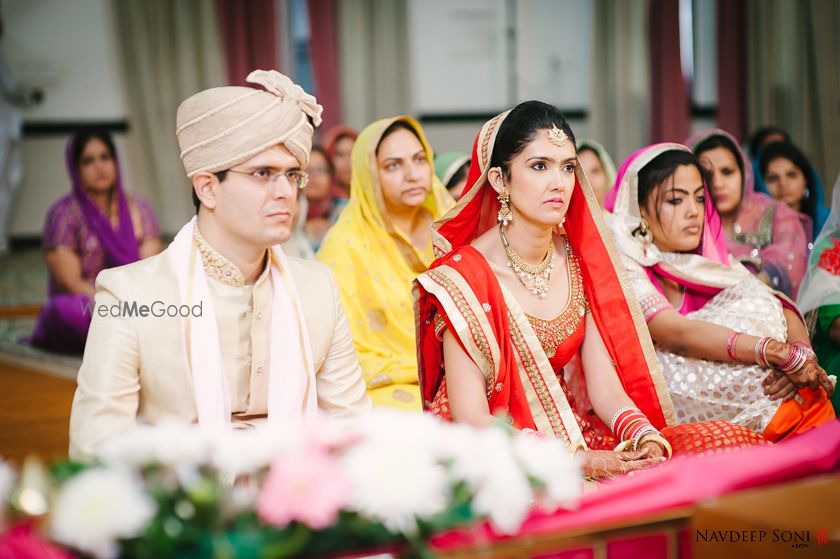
[548,124,568,147]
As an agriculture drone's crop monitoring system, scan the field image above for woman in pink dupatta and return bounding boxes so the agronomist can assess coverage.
[689,129,809,298]
[604,144,834,441]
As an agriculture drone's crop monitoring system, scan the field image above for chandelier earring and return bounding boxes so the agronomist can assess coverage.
[497,190,513,226]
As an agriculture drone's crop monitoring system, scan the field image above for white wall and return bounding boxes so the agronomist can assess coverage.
[406,0,593,156]
[2,0,147,237]
[515,0,593,109]
[407,0,512,115]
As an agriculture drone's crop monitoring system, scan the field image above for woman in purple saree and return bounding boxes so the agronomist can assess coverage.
[29,128,161,353]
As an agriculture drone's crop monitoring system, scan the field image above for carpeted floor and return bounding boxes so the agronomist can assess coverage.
[0,247,48,308]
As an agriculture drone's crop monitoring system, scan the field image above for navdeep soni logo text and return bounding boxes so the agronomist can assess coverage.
[696,529,828,549]
[80,299,204,318]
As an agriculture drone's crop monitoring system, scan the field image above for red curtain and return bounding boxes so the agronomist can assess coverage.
[649,0,690,143]
[716,0,747,140]
[216,0,278,86]
[307,0,343,132]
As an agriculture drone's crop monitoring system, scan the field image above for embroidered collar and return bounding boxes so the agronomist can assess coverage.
[193,226,269,287]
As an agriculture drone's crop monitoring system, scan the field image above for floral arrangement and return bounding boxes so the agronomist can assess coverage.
[0,410,581,558]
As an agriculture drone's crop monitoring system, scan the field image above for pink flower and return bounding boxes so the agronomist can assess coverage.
[256,448,350,530]
[0,523,75,559]
[303,415,362,453]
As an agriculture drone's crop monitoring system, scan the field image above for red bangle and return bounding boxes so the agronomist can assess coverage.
[726,331,741,363]
[614,410,642,436]
[616,412,647,440]
[624,419,651,442]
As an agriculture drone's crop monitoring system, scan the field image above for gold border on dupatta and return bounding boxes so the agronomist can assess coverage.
[414,267,501,390]
[575,163,678,426]
[498,282,587,447]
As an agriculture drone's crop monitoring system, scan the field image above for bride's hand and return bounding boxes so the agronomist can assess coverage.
[580,449,665,480]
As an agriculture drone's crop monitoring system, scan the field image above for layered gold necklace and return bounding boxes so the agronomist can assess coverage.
[499,224,554,298]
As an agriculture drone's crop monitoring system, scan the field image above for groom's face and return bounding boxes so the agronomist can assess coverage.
[216,144,302,248]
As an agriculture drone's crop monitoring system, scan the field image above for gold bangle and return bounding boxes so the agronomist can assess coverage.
[638,433,673,459]
[613,439,634,453]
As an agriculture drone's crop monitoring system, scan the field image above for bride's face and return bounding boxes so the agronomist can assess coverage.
[504,129,577,228]
[641,164,706,253]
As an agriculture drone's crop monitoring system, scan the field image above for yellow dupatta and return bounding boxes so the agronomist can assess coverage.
[316,116,454,409]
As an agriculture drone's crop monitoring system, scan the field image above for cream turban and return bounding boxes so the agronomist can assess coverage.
[176,70,323,177]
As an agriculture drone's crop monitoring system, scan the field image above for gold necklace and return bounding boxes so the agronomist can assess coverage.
[499,224,554,298]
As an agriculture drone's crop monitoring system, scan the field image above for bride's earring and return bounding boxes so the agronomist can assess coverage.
[634,218,653,246]
[497,190,513,226]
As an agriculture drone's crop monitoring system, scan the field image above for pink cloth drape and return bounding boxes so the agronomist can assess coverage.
[716,0,748,139]
[430,420,840,551]
[307,0,343,131]
[649,0,690,143]
[216,0,278,86]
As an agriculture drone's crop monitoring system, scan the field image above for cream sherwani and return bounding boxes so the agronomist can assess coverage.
[69,228,371,458]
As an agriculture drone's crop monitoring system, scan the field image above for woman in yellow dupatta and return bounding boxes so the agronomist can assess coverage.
[317,116,454,409]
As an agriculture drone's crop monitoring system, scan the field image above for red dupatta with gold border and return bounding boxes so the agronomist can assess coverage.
[413,111,676,449]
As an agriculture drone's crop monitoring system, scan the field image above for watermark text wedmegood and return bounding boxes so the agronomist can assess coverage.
[81,299,203,318]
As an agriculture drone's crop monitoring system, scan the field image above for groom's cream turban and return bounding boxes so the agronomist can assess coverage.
[176,70,323,177]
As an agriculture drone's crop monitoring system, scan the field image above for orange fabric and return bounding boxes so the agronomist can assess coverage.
[663,420,770,456]
[762,388,837,442]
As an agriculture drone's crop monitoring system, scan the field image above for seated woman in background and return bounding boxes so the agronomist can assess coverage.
[29,128,161,353]
[415,102,771,481]
[577,139,616,208]
[434,151,470,199]
[757,141,828,241]
[303,145,345,250]
[605,143,835,441]
[318,117,453,410]
[324,125,358,199]
[691,129,808,297]
[748,125,790,162]
[798,173,840,414]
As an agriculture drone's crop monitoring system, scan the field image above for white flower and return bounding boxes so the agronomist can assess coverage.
[97,418,210,470]
[512,433,582,510]
[210,426,300,477]
[340,437,449,534]
[343,409,448,456]
[50,468,156,559]
[448,428,534,534]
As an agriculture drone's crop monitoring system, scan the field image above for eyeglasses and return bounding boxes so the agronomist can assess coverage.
[225,168,309,190]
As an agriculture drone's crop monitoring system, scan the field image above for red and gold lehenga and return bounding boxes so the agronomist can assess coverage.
[413,112,768,454]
